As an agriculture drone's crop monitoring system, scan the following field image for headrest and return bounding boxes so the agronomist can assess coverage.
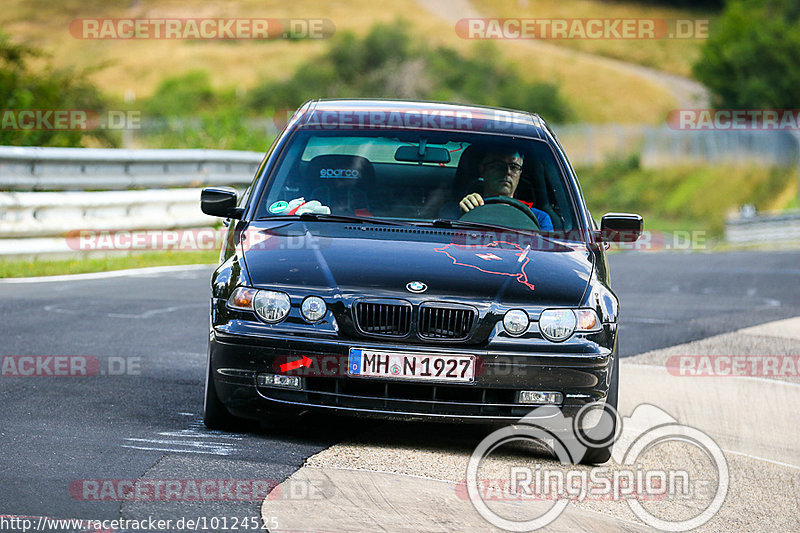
[452,144,485,198]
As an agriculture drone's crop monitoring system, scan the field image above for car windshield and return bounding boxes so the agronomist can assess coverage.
[255,129,578,234]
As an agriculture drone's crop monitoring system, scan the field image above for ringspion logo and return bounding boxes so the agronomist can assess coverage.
[466,404,728,531]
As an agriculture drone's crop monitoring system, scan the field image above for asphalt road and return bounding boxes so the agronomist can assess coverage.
[611,250,800,356]
[0,250,798,529]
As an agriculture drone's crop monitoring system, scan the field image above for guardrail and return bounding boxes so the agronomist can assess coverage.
[2,145,799,259]
[0,146,263,190]
[725,210,800,245]
[0,146,262,259]
[0,189,210,238]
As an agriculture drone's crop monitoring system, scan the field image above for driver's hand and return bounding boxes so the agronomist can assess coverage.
[459,193,484,213]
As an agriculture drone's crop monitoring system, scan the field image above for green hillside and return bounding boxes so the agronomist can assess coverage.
[0,0,696,123]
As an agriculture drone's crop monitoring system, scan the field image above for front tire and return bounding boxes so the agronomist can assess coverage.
[203,347,247,430]
[578,354,619,465]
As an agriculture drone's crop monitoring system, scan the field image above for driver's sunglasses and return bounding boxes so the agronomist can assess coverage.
[484,160,523,174]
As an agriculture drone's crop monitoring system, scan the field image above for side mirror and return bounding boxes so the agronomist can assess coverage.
[201,187,243,219]
[599,213,643,243]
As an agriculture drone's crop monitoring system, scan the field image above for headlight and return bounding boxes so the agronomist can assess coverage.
[538,309,577,342]
[502,309,529,336]
[538,309,602,342]
[253,290,291,323]
[301,296,327,323]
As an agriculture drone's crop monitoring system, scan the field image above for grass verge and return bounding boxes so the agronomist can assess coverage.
[578,157,797,237]
[0,250,218,278]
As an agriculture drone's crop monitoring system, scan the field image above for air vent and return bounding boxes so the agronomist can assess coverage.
[418,303,476,340]
[344,225,474,239]
[354,300,412,337]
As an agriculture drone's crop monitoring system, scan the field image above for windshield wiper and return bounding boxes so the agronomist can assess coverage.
[258,213,409,226]
[429,218,538,234]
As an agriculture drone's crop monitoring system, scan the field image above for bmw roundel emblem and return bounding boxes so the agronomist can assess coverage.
[406,281,427,293]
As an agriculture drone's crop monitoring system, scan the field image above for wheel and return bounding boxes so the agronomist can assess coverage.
[578,354,619,465]
[459,196,541,230]
[203,347,247,430]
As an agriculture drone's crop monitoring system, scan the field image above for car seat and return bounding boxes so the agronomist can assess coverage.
[306,155,375,215]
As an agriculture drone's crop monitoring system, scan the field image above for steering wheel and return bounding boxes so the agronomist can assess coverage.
[459,196,540,230]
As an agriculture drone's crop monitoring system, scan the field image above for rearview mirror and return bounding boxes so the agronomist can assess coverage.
[394,145,451,164]
[201,187,243,219]
[599,213,643,243]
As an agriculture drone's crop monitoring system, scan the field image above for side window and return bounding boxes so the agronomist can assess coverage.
[514,144,576,232]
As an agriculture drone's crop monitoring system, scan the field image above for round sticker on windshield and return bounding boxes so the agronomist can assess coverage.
[268,201,289,214]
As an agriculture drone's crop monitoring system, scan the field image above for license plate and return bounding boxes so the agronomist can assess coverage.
[347,348,475,383]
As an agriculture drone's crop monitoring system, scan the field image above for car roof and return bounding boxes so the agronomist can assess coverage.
[291,99,547,139]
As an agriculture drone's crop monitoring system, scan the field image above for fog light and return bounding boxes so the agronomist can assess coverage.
[503,309,529,336]
[301,296,327,323]
[519,391,563,405]
[257,373,301,389]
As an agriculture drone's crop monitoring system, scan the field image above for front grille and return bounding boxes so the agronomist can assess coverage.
[418,304,476,340]
[354,301,411,336]
[293,377,528,418]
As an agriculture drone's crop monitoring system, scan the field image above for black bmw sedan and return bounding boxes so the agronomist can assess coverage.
[201,99,642,463]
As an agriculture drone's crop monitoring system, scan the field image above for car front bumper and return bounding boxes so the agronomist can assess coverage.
[209,324,616,423]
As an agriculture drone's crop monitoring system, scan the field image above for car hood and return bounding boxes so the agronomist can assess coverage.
[240,222,594,306]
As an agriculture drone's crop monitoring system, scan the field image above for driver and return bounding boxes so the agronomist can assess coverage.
[459,148,554,231]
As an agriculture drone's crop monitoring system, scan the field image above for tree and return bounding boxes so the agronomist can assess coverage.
[248,21,571,122]
[0,30,115,147]
[693,0,800,108]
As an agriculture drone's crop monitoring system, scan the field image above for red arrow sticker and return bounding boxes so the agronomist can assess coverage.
[279,356,312,372]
